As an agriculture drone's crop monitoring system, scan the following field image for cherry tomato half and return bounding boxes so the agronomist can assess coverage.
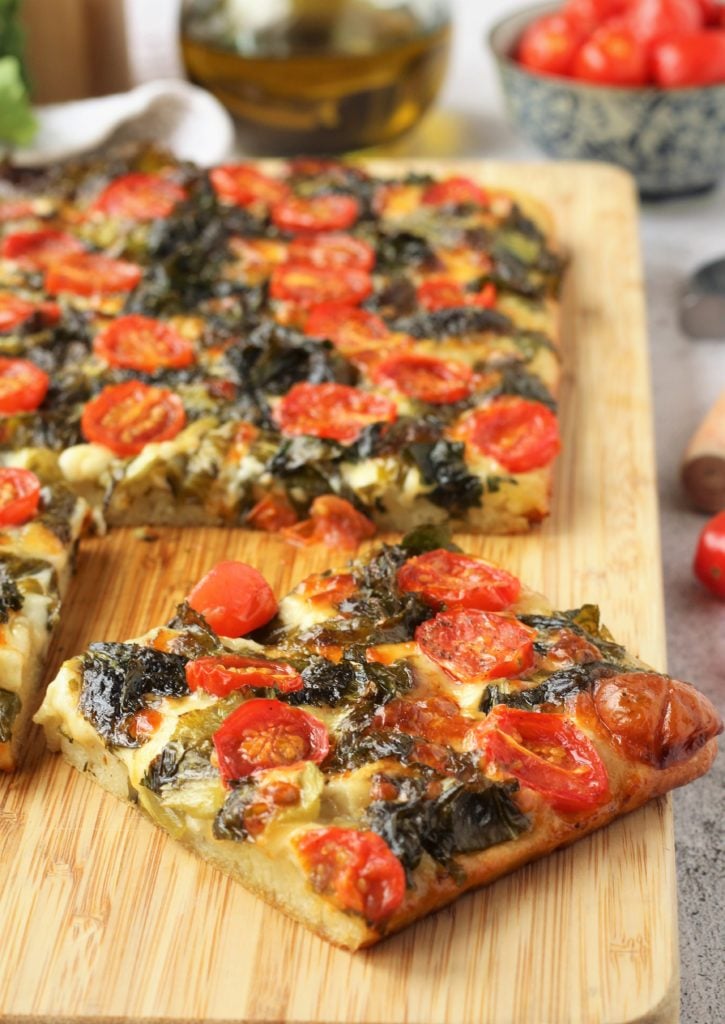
[92,172,187,221]
[416,609,536,683]
[469,706,610,814]
[45,253,143,296]
[517,14,583,77]
[288,232,375,271]
[422,176,490,207]
[294,827,405,924]
[186,654,303,696]
[213,698,329,782]
[1,229,84,267]
[275,382,397,445]
[652,31,725,86]
[0,467,41,526]
[304,303,406,364]
[270,262,372,308]
[187,560,278,637]
[453,397,560,473]
[693,510,725,598]
[246,493,299,532]
[93,315,195,372]
[298,571,357,607]
[0,357,49,414]
[0,293,36,333]
[397,549,521,612]
[372,351,473,404]
[81,380,185,456]
[417,277,468,312]
[572,23,649,85]
[271,194,360,234]
[281,495,376,549]
[210,164,291,208]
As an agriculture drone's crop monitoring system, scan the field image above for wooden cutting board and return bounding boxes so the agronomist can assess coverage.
[0,162,677,1024]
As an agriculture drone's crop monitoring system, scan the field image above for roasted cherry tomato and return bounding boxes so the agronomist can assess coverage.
[81,380,185,456]
[187,560,278,637]
[210,164,291,208]
[45,253,143,296]
[416,276,468,312]
[0,357,49,414]
[275,381,397,444]
[572,22,649,85]
[0,293,36,333]
[213,698,329,782]
[0,467,41,526]
[374,694,473,745]
[91,172,187,221]
[92,315,195,372]
[186,654,303,696]
[304,303,406,363]
[282,495,376,549]
[372,351,473,404]
[416,609,536,683]
[397,549,521,612]
[298,571,357,607]
[469,706,610,814]
[246,493,299,532]
[288,232,375,271]
[422,176,490,207]
[652,31,725,86]
[693,510,725,598]
[1,229,84,267]
[517,14,583,77]
[627,0,703,44]
[453,396,560,473]
[269,262,372,308]
[294,827,405,924]
[271,194,360,234]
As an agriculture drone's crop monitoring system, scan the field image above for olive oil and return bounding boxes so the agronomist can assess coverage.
[180,0,451,154]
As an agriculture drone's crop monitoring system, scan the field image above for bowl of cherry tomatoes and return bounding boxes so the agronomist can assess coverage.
[489,0,725,196]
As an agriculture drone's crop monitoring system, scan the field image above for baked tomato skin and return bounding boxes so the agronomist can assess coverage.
[304,303,407,364]
[0,294,36,333]
[80,380,186,456]
[92,315,195,372]
[0,357,49,414]
[453,396,560,473]
[210,164,290,208]
[281,495,376,549]
[652,31,725,86]
[371,351,473,405]
[694,510,725,598]
[288,232,375,271]
[187,560,278,637]
[275,381,397,445]
[397,549,521,612]
[271,193,360,233]
[1,229,84,267]
[91,172,187,221]
[0,467,41,526]
[269,262,372,308]
[416,277,468,312]
[416,609,536,683]
[186,655,303,696]
[45,253,143,296]
[294,827,405,924]
[213,699,329,782]
[422,176,490,207]
[469,707,610,815]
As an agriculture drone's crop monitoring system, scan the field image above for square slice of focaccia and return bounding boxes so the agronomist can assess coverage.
[35,527,722,949]
[0,152,564,537]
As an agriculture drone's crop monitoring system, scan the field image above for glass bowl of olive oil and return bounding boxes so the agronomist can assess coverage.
[180,0,451,155]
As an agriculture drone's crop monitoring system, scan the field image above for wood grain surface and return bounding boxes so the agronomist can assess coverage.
[0,162,676,1024]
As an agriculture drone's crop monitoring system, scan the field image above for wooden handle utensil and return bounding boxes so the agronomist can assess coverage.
[682,389,725,512]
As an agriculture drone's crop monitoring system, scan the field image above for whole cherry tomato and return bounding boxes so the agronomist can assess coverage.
[652,31,725,85]
[627,0,703,44]
[693,510,725,598]
[0,467,41,526]
[565,0,631,32]
[518,14,583,76]
[572,22,650,84]
[187,560,278,636]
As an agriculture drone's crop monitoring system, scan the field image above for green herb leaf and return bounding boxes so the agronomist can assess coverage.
[0,55,36,147]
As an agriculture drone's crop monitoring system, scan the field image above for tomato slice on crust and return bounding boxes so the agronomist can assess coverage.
[453,397,561,473]
[298,571,357,607]
[210,164,290,208]
[417,277,468,312]
[416,609,535,683]
[45,253,143,296]
[288,233,375,271]
[304,303,406,364]
[294,827,405,924]
[0,293,36,333]
[81,380,185,457]
[246,493,299,532]
[186,655,303,697]
[0,467,41,526]
[0,357,49,413]
[281,495,376,549]
[270,262,372,308]
[1,229,84,267]
[422,176,490,208]
[372,351,473,404]
[271,194,360,234]
[397,549,521,611]
[469,707,610,814]
[93,315,195,372]
[92,172,187,221]
[187,560,278,637]
[213,698,329,782]
[275,382,397,445]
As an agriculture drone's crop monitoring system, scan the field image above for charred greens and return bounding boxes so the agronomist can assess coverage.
[0,688,20,744]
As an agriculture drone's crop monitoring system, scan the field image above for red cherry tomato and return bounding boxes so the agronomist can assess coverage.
[374,693,473,746]
[0,357,49,413]
[693,510,725,598]
[397,549,521,611]
[627,0,703,43]
[564,0,630,32]
[269,262,372,308]
[517,14,583,77]
[0,293,36,333]
[213,698,329,782]
[288,232,375,271]
[372,351,473,405]
[246,493,299,532]
[422,176,490,207]
[275,381,397,445]
[652,31,725,85]
[694,0,722,25]
[469,706,610,814]
[304,303,407,364]
[45,253,143,296]
[186,655,303,696]
[416,609,536,683]
[92,315,195,372]
[471,282,498,309]
[81,380,185,456]
[416,276,468,312]
[1,229,84,267]
[271,194,360,234]
[0,467,41,526]
[91,172,187,221]
[281,494,376,549]
[210,164,291,208]
[298,571,357,607]
[187,560,278,637]
[453,397,561,473]
[294,827,405,924]
[572,22,649,85]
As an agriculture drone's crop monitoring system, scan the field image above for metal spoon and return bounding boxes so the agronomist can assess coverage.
[681,258,725,339]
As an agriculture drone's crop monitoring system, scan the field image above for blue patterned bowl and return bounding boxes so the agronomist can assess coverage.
[489,3,725,197]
